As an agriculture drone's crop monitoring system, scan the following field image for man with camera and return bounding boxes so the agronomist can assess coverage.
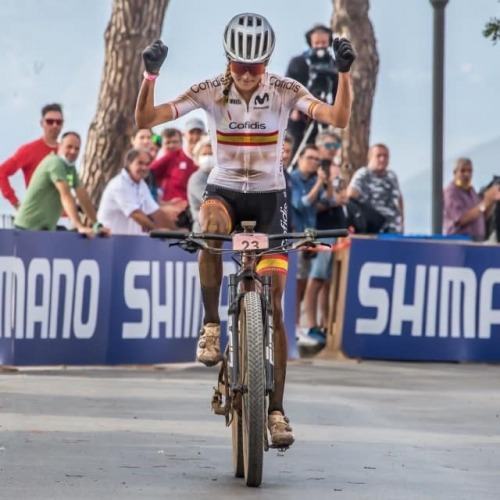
[286,24,340,157]
[443,157,500,241]
[290,144,336,347]
[300,133,348,349]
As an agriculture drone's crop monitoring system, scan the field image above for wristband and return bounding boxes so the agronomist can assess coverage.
[92,222,104,234]
[143,70,159,81]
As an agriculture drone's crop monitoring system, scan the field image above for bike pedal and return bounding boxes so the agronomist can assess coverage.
[268,444,290,452]
[211,389,226,415]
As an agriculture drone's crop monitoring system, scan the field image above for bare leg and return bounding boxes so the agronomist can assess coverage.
[319,280,331,329]
[303,277,323,328]
[295,278,307,325]
[199,254,222,324]
[267,271,287,415]
[198,199,232,325]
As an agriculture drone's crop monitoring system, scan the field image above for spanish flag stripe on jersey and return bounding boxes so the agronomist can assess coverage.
[216,129,279,146]
[217,130,279,138]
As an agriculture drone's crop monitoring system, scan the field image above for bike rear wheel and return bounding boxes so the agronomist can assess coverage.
[240,291,266,487]
[231,404,244,477]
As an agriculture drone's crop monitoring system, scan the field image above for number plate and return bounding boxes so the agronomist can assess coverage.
[232,233,269,251]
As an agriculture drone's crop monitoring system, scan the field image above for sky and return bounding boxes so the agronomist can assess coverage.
[1,0,500,233]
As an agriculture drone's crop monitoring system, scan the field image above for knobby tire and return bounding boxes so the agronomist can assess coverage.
[240,291,265,487]
[232,401,244,477]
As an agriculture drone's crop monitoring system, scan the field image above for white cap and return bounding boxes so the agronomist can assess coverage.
[184,118,206,133]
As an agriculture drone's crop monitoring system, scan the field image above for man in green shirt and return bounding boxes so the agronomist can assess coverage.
[14,131,110,237]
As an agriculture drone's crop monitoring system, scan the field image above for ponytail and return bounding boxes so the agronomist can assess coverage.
[218,62,233,105]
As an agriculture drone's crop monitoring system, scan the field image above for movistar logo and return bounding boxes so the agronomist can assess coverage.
[229,121,266,130]
[254,93,269,105]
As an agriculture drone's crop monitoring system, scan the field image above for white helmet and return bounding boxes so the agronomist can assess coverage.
[223,13,276,64]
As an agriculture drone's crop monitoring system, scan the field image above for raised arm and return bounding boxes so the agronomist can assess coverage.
[310,37,356,129]
[135,40,175,128]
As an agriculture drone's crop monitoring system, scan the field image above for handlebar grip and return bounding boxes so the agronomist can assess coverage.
[149,229,188,240]
[312,228,350,238]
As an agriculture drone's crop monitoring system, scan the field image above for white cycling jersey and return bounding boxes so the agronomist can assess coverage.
[168,72,321,193]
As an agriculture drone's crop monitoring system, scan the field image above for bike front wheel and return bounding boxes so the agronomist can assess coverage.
[240,291,266,487]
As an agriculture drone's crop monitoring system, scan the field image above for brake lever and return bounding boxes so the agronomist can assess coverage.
[292,238,315,250]
[178,238,210,254]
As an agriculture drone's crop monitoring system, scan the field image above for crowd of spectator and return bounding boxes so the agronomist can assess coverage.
[0,104,208,237]
[1,23,499,356]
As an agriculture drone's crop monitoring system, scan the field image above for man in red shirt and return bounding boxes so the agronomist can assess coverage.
[150,127,198,202]
[0,103,64,209]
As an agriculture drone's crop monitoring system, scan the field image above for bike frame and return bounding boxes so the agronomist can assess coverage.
[226,223,274,404]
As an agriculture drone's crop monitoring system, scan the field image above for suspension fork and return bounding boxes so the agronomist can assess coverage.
[262,274,275,393]
[228,273,240,390]
[228,250,257,392]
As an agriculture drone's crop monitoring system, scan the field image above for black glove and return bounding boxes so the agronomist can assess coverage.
[142,40,168,75]
[333,37,356,73]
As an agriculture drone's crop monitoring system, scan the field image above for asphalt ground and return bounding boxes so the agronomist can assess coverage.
[0,359,499,499]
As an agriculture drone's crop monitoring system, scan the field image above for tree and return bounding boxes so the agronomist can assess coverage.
[484,18,500,44]
[80,0,170,208]
[332,0,379,174]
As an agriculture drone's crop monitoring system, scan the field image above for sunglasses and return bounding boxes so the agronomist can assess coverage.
[45,118,63,126]
[229,61,266,76]
[324,141,341,149]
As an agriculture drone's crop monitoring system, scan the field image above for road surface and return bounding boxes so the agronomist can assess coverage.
[1,359,499,499]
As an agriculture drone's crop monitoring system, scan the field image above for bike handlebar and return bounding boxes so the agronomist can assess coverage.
[149,228,349,241]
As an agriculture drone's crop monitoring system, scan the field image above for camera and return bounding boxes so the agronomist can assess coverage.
[306,48,338,101]
[320,158,331,174]
[332,176,346,193]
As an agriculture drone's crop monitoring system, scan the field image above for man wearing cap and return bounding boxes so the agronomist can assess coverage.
[183,117,206,159]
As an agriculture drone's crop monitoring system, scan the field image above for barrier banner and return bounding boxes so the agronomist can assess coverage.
[1,231,112,365]
[0,230,298,366]
[0,230,16,364]
[342,238,500,361]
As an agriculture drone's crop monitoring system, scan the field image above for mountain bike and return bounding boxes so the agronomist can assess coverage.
[150,222,349,487]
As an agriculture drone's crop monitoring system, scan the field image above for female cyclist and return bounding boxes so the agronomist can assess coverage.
[135,12,355,448]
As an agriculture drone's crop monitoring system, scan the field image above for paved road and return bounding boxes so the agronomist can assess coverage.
[0,359,499,499]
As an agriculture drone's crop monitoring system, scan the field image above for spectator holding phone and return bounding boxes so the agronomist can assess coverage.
[443,157,500,241]
[290,144,335,346]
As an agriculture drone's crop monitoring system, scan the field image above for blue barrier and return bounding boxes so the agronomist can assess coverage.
[342,237,500,361]
[377,233,472,241]
[0,230,298,366]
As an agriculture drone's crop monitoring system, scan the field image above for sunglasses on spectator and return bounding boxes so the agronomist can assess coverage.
[323,141,341,149]
[45,118,63,126]
[229,61,267,76]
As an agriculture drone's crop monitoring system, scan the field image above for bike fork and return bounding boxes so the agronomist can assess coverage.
[262,275,275,394]
[228,274,240,391]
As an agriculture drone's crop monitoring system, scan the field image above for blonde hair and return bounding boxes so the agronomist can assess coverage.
[218,62,233,105]
[192,136,212,164]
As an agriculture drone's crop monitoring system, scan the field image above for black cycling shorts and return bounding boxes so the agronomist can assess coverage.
[203,185,288,236]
